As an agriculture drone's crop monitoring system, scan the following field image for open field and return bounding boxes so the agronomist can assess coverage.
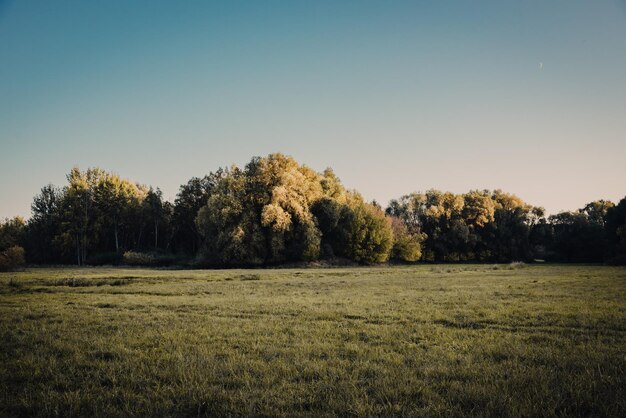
[1,265,625,417]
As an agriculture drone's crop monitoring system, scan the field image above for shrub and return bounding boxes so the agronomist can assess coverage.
[508,261,526,269]
[606,255,626,266]
[86,252,122,266]
[0,246,25,271]
[123,251,177,266]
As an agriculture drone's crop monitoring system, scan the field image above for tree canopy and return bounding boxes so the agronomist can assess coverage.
[2,153,624,268]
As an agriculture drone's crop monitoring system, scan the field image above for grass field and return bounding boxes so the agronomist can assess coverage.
[1,265,625,417]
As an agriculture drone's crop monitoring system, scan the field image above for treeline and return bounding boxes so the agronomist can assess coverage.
[1,153,625,270]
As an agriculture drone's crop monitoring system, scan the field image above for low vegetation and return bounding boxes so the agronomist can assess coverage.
[1,265,624,416]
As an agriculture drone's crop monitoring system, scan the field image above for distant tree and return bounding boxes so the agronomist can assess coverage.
[0,246,25,271]
[0,217,26,271]
[462,190,495,228]
[171,170,224,255]
[616,224,626,260]
[548,210,606,262]
[195,153,393,265]
[311,197,343,258]
[196,155,326,265]
[528,211,551,260]
[605,197,626,264]
[477,190,534,262]
[41,167,152,265]
[0,217,26,250]
[60,168,98,265]
[319,168,346,199]
[196,166,265,265]
[389,216,424,262]
[25,185,64,264]
[143,187,165,249]
[417,190,466,261]
[94,172,146,253]
[254,154,323,262]
[386,193,427,235]
[338,194,393,264]
[581,200,614,226]
[387,189,540,262]
[15,157,620,267]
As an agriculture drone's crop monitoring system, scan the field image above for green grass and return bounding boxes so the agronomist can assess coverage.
[1,265,625,417]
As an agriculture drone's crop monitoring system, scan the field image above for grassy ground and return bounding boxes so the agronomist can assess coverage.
[0,264,625,417]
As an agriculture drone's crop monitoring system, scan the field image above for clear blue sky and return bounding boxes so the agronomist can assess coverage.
[1,0,625,218]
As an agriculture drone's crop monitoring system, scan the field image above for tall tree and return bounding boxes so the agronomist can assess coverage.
[338,194,393,264]
[143,187,164,249]
[171,170,224,255]
[605,197,626,263]
[94,172,146,253]
[0,217,26,251]
[61,167,103,265]
[26,185,64,264]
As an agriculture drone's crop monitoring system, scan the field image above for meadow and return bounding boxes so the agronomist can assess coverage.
[1,265,625,417]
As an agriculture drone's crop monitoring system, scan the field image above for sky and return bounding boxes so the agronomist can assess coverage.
[1,0,625,219]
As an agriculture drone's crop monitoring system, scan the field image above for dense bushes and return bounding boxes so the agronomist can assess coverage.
[4,153,626,266]
[0,246,25,271]
[0,217,26,271]
[123,251,179,267]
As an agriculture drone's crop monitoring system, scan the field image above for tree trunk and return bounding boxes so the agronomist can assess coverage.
[76,234,81,266]
[114,222,119,253]
[154,220,158,249]
[82,232,87,265]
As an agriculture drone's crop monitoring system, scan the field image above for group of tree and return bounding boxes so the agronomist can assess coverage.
[4,167,172,267]
[1,153,625,270]
[386,191,625,263]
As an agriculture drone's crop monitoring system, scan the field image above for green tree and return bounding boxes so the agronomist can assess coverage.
[0,217,26,251]
[197,165,266,265]
[197,154,327,265]
[339,194,393,264]
[94,172,146,253]
[478,190,534,262]
[143,187,164,249]
[605,197,626,264]
[389,216,424,262]
[548,210,606,262]
[0,217,27,271]
[171,170,224,255]
[25,185,64,264]
[60,167,101,265]
[311,197,343,258]
[195,153,394,265]
[581,200,614,225]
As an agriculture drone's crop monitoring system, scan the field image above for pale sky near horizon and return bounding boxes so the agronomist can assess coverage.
[1,0,625,219]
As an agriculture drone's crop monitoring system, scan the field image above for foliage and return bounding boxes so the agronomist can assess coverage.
[195,154,392,266]
[0,217,25,251]
[123,250,178,266]
[5,154,626,266]
[0,246,25,271]
[22,167,176,266]
[389,216,424,262]
[387,189,538,262]
[337,194,393,264]
[25,185,64,264]
[605,197,626,264]
[0,218,26,271]
[547,211,607,262]
[171,171,224,255]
